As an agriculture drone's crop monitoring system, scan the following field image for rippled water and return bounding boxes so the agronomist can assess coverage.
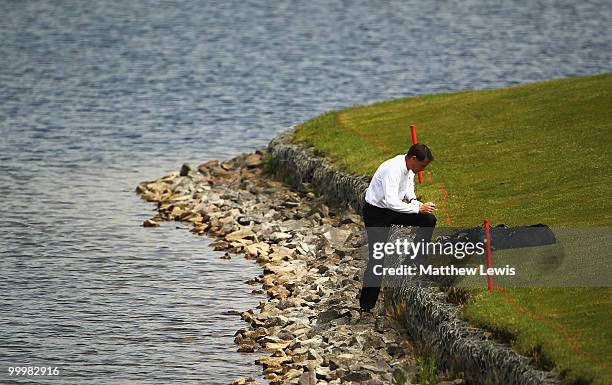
[1,0,610,383]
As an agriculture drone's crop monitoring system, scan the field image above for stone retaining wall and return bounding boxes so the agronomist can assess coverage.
[268,129,371,212]
[268,127,559,385]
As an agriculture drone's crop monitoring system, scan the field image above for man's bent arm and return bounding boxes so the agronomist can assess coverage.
[381,174,420,214]
[403,182,417,202]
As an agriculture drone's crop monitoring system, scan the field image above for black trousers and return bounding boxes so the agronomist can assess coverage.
[359,201,437,310]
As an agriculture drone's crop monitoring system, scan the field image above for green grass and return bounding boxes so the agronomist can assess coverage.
[462,288,612,385]
[294,73,612,227]
[416,355,438,385]
[293,74,612,385]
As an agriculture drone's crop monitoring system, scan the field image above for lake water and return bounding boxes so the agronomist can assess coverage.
[1,0,610,384]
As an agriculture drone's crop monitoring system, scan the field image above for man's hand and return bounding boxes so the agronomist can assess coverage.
[419,202,436,214]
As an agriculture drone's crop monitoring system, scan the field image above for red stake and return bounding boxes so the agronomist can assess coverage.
[484,219,493,291]
[410,125,423,184]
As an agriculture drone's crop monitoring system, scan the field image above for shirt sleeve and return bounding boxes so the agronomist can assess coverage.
[380,169,420,214]
[404,173,417,202]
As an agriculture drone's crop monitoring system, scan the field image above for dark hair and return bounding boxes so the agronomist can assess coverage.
[406,143,433,161]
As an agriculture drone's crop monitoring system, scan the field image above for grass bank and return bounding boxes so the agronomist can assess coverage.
[293,74,612,385]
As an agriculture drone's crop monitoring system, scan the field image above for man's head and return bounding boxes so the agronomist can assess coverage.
[405,143,433,173]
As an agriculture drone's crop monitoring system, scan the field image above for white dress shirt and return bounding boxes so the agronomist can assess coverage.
[365,155,421,214]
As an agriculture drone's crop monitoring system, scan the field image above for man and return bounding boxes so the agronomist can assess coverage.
[359,143,437,312]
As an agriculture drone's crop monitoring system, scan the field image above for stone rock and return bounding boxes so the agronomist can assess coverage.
[315,366,331,380]
[226,229,256,241]
[243,153,263,168]
[323,228,352,249]
[284,368,303,382]
[238,215,260,225]
[198,159,219,172]
[241,310,264,327]
[296,242,310,255]
[277,299,298,310]
[179,163,191,176]
[237,343,255,352]
[342,370,372,382]
[268,286,290,299]
[271,245,294,257]
[231,377,261,385]
[264,340,291,351]
[264,314,290,327]
[170,206,184,219]
[359,363,388,373]
[244,277,260,285]
[316,309,341,324]
[307,349,323,364]
[145,181,169,194]
[143,218,160,227]
[340,212,362,225]
[220,161,234,170]
[255,355,292,368]
[270,232,293,242]
[298,370,316,385]
[219,215,235,226]
[257,335,283,344]
[191,223,210,235]
[264,263,298,275]
[245,242,271,258]
[212,240,230,251]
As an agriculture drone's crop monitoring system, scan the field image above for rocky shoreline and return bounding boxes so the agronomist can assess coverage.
[266,129,560,385]
[136,151,462,385]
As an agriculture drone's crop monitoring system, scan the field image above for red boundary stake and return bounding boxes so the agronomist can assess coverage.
[484,218,493,291]
[409,125,423,184]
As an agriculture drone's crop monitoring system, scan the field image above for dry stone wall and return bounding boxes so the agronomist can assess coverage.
[268,129,371,211]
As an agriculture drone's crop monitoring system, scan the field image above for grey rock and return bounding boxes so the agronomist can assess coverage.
[315,366,331,380]
[179,163,191,176]
[143,218,160,227]
[340,212,362,225]
[342,371,372,382]
[270,231,293,242]
[298,370,316,385]
[237,343,255,353]
[307,348,323,364]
